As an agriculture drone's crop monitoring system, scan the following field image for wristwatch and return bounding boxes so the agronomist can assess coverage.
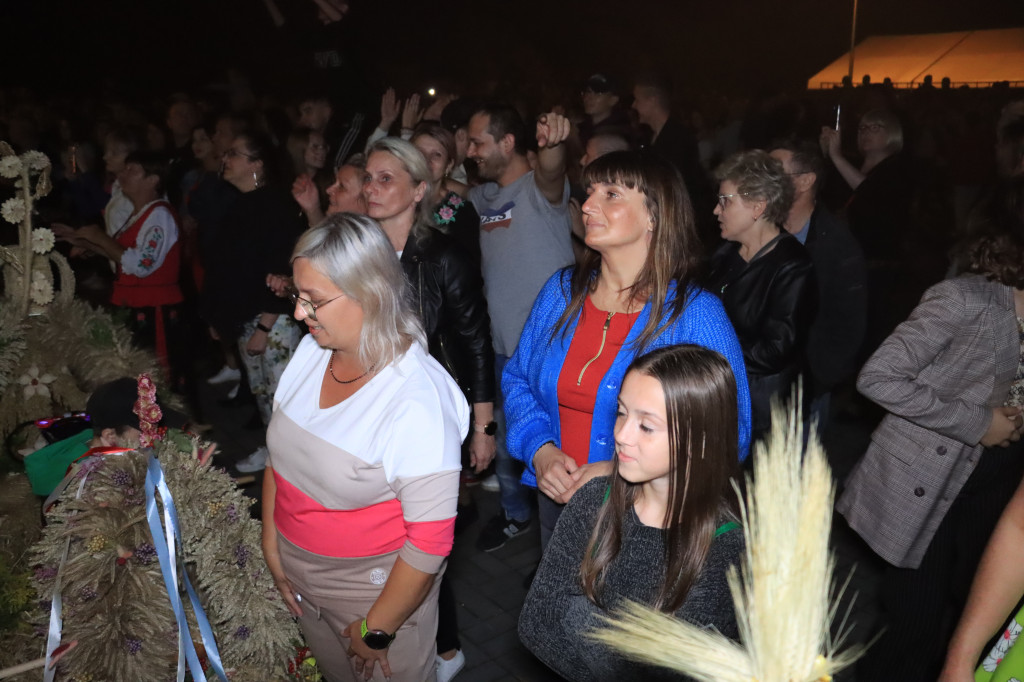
[473,421,498,436]
[360,619,395,650]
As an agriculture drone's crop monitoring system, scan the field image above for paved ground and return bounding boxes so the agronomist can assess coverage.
[203,374,885,682]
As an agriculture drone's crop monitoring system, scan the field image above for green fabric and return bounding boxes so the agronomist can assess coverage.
[602,485,741,539]
[975,605,1024,681]
[714,521,740,537]
[23,429,93,496]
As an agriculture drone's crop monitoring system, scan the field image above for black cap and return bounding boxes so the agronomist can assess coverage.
[583,74,617,94]
[86,378,143,433]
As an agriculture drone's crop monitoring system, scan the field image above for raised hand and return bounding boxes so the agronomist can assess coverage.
[423,93,456,122]
[379,87,400,131]
[266,273,294,298]
[536,112,571,150]
[401,94,423,131]
[292,174,320,214]
[819,126,841,159]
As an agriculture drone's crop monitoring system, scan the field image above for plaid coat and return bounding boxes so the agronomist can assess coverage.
[837,274,1019,569]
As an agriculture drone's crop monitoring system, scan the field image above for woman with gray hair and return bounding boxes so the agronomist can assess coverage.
[706,149,816,440]
[261,213,470,682]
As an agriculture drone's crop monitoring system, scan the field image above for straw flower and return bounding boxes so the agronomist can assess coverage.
[30,270,54,305]
[32,227,55,254]
[0,155,21,178]
[1,197,26,224]
[21,150,50,171]
[18,365,56,399]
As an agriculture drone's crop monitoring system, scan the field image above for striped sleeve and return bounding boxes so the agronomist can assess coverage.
[393,470,460,572]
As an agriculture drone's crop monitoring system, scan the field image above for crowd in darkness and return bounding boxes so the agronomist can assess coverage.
[6,43,1024,681]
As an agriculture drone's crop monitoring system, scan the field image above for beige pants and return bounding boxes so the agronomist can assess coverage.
[278,533,441,682]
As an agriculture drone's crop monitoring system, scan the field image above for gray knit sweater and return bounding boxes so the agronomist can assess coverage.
[518,477,743,682]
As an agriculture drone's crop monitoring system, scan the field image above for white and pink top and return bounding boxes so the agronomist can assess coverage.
[267,336,469,574]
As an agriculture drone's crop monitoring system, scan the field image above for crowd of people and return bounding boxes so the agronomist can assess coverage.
[4,69,1024,681]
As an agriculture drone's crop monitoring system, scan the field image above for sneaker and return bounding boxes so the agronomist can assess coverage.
[435,649,465,682]
[476,512,531,552]
[479,474,500,492]
[226,383,240,400]
[207,365,241,385]
[235,446,268,473]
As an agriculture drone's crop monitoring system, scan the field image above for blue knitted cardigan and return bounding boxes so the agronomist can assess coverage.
[503,269,752,488]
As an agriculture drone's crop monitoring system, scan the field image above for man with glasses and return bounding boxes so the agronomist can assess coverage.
[769,139,867,431]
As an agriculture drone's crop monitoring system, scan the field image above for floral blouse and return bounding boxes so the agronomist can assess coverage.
[118,201,179,278]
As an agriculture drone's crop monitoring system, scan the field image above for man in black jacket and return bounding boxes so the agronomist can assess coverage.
[770,140,867,430]
[631,75,717,248]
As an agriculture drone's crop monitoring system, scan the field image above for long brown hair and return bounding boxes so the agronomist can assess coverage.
[551,150,703,353]
[579,344,740,612]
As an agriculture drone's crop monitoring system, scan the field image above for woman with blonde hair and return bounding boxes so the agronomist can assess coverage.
[263,213,469,682]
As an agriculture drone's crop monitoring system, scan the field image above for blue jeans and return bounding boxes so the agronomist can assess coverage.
[494,353,532,522]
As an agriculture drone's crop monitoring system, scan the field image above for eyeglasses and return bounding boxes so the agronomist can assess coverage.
[716,193,748,208]
[857,123,885,133]
[290,292,344,321]
[224,148,257,160]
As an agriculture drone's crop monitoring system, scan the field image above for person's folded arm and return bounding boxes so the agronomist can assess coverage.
[857,280,991,444]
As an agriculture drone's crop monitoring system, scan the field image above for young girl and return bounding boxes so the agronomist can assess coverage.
[518,344,744,681]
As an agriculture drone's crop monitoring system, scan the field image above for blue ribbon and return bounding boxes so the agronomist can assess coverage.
[145,453,228,682]
[43,475,89,682]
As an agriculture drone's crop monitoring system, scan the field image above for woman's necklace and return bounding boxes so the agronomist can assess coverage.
[328,351,375,385]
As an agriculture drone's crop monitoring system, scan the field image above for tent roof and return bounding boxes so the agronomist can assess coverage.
[807,28,1024,89]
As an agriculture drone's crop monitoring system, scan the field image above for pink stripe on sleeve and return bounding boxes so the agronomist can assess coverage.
[404,516,457,557]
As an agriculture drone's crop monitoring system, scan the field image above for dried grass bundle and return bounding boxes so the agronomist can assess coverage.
[590,399,864,681]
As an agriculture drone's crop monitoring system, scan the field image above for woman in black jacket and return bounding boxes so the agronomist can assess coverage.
[706,150,816,440]
[363,136,495,679]
[364,137,496,459]
[201,132,306,472]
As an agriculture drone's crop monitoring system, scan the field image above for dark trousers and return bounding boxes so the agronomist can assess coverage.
[435,573,459,654]
[538,492,566,552]
[858,440,1024,681]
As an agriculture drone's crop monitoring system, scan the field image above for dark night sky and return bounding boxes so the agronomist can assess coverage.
[3,0,1023,103]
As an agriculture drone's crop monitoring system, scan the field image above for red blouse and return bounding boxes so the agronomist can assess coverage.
[557,297,640,467]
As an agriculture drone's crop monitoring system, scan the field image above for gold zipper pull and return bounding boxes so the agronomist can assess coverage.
[577,312,614,386]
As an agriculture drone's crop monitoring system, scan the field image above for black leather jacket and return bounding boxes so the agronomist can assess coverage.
[707,233,817,433]
[400,228,495,405]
